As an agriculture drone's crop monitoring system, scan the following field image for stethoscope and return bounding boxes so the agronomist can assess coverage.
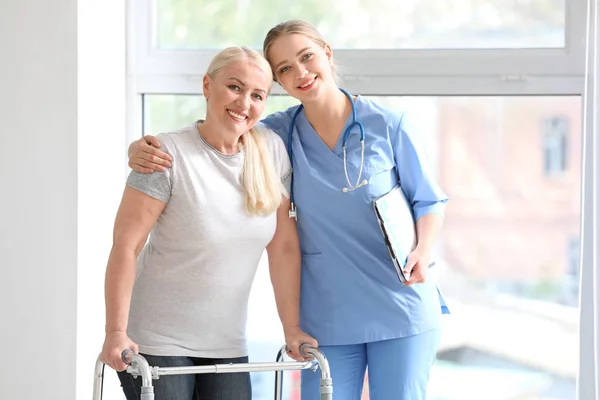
[287,87,368,220]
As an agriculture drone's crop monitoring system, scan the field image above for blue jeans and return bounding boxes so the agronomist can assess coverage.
[117,354,252,400]
[301,329,441,400]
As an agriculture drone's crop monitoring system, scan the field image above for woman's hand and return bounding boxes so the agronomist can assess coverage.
[403,247,431,286]
[128,135,173,174]
[284,326,319,361]
[99,331,139,372]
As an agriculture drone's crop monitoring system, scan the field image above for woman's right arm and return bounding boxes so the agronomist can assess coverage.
[100,186,167,371]
[128,136,173,173]
[128,111,292,174]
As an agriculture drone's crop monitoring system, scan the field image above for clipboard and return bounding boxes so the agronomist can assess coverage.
[372,185,417,283]
[372,184,450,314]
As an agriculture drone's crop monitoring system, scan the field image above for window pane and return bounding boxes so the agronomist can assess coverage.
[369,96,580,400]
[155,0,565,50]
[143,94,581,400]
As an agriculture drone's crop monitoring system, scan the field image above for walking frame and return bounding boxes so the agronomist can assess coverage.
[93,343,333,400]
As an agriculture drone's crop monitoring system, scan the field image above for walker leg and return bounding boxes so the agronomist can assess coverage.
[273,345,286,400]
[141,391,154,400]
[92,351,155,400]
[274,344,333,400]
[299,344,333,400]
[122,350,155,400]
[320,380,333,400]
[92,356,104,400]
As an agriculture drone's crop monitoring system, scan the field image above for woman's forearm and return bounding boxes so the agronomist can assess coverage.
[104,245,138,333]
[268,247,301,331]
[415,213,444,253]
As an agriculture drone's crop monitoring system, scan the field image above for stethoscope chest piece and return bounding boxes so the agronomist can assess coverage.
[288,202,297,221]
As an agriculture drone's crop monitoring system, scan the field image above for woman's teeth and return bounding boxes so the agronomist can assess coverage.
[227,110,247,121]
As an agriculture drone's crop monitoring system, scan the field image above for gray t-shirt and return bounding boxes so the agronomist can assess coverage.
[126,121,291,358]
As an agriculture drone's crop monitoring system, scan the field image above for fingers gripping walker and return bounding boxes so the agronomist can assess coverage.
[93,343,333,400]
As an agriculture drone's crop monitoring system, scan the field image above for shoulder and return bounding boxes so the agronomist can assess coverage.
[354,96,425,148]
[260,105,303,144]
[356,96,406,132]
[154,124,198,157]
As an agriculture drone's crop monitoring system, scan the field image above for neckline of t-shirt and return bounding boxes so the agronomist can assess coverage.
[194,120,245,159]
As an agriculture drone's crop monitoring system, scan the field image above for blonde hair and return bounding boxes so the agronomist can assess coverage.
[206,47,286,216]
[263,20,340,82]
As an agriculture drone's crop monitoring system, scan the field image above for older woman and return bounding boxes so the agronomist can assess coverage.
[99,46,316,400]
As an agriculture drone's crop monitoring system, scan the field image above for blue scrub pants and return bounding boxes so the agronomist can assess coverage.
[301,329,440,400]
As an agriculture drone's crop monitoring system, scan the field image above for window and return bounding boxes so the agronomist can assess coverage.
[155,0,566,50]
[128,1,594,398]
[142,94,582,400]
[543,116,568,176]
[128,0,586,87]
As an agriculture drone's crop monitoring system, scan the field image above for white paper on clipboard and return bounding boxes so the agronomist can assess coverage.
[372,185,417,283]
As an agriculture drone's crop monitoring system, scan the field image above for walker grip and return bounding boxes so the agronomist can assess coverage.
[121,349,134,364]
[299,343,313,358]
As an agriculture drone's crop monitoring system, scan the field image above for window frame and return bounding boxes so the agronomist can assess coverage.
[128,0,586,91]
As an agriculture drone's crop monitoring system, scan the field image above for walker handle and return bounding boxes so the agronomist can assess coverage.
[299,343,315,358]
[121,349,134,365]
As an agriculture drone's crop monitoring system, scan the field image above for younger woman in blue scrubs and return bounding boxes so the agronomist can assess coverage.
[128,20,448,400]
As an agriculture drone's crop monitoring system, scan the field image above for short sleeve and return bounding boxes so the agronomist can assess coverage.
[126,134,176,203]
[393,111,448,220]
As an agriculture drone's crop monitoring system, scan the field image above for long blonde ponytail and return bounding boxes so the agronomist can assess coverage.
[241,128,286,216]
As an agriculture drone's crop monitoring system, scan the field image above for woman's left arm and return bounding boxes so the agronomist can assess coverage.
[392,112,449,285]
[266,195,318,360]
[409,213,444,282]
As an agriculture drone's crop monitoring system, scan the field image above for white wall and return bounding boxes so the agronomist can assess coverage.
[0,0,78,398]
[0,1,126,399]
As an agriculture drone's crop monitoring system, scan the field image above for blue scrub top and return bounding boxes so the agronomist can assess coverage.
[261,95,449,346]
